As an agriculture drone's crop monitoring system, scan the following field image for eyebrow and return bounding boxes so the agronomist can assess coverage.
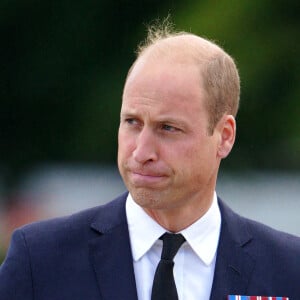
[156,117,188,127]
[123,112,188,129]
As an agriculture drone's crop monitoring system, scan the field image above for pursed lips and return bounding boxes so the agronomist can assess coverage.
[132,170,164,177]
[129,170,168,185]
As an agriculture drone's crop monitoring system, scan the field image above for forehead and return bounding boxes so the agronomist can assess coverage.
[123,57,204,105]
[121,58,210,127]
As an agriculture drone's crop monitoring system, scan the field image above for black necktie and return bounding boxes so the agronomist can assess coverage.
[151,233,186,300]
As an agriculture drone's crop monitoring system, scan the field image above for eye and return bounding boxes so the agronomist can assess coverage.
[125,118,137,125]
[123,117,142,129]
[161,124,179,132]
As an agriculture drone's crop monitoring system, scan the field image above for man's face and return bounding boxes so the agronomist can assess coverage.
[118,57,223,214]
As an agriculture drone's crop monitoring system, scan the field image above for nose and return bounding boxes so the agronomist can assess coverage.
[133,128,158,164]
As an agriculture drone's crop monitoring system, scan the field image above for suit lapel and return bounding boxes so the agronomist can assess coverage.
[210,199,255,300]
[88,193,138,300]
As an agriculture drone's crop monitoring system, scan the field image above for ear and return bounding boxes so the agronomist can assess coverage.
[216,115,236,159]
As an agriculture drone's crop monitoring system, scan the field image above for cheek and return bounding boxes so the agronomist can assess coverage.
[118,131,135,159]
[181,139,216,168]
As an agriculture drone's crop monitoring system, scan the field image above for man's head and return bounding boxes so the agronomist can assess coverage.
[127,23,240,134]
[118,22,240,230]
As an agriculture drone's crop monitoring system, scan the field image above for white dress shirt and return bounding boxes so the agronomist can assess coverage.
[126,192,221,300]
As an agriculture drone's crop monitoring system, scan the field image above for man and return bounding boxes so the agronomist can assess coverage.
[0,23,299,300]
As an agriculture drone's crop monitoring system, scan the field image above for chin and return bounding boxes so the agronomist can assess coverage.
[130,188,166,209]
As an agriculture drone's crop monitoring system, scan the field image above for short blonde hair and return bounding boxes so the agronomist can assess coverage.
[128,19,240,134]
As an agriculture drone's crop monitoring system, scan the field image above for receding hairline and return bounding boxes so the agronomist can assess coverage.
[126,33,229,83]
[139,33,225,63]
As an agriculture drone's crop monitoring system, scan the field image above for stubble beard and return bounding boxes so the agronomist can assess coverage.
[128,186,167,210]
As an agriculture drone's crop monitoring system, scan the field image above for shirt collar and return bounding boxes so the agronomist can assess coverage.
[181,192,221,265]
[126,193,165,262]
[126,192,221,266]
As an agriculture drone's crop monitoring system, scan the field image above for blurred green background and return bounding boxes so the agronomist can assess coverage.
[0,1,299,261]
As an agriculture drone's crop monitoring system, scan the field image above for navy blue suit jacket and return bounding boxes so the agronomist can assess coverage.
[0,192,299,299]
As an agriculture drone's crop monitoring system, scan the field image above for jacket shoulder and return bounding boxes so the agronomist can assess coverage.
[218,197,300,248]
[15,192,128,245]
[219,198,300,273]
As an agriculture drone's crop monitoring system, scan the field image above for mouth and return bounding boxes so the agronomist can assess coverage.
[129,171,168,186]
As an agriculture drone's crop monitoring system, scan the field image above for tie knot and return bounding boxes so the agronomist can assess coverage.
[160,233,185,261]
